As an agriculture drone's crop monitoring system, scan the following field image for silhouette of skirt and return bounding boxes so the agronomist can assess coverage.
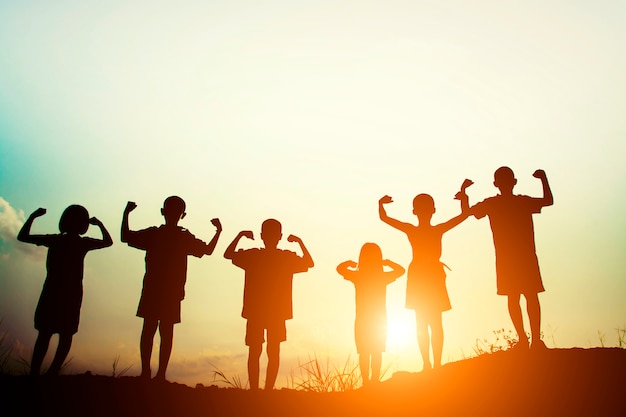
[34,279,82,335]
[355,314,387,354]
[406,262,451,315]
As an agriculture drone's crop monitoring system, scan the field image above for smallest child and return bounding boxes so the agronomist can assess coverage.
[337,243,405,386]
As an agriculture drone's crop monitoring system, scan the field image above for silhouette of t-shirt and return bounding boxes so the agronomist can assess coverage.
[124,225,208,303]
[473,194,545,295]
[28,233,105,334]
[229,248,309,324]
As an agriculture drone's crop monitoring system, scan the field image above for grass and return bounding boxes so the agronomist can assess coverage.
[209,364,248,389]
[470,328,520,356]
[111,355,133,378]
[288,354,364,392]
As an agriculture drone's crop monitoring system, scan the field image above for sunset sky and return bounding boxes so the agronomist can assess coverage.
[1,1,625,387]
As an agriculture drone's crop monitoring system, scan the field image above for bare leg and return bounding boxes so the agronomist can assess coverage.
[415,313,432,370]
[429,313,444,368]
[525,293,542,344]
[248,344,262,390]
[358,353,370,385]
[30,331,53,377]
[140,319,158,379]
[154,321,174,381]
[264,341,280,390]
[370,352,382,382]
[507,294,528,347]
[46,333,73,375]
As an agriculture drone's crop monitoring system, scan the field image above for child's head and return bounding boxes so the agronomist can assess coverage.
[261,218,282,248]
[493,166,517,193]
[358,242,383,272]
[161,196,186,224]
[412,193,435,220]
[59,205,90,235]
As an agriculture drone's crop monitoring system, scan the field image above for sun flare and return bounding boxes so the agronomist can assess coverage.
[386,310,415,351]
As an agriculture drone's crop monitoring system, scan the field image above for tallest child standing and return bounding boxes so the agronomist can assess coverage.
[464,167,553,350]
[121,196,222,382]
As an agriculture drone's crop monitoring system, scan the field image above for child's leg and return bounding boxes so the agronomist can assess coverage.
[247,344,262,390]
[429,312,444,368]
[370,352,382,382]
[507,294,529,347]
[46,333,73,375]
[265,341,281,390]
[30,331,53,376]
[415,312,432,370]
[140,319,158,378]
[154,321,174,381]
[525,293,542,344]
[358,353,370,384]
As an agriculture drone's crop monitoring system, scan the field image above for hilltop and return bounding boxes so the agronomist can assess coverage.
[1,347,624,417]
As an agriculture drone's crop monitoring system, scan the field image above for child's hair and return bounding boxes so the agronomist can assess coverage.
[358,242,383,273]
[59,205,90,235]
[163,196,186,216]
[412,193,435,214]
[262,218,282,235]
[494,166,515,182]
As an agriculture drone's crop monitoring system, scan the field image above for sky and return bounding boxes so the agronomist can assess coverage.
[0,1,625,388]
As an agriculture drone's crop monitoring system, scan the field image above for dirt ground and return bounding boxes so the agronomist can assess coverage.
[2,347,624,417]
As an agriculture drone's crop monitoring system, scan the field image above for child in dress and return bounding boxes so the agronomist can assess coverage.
[378,179,472,371]
[17,205,113,376]
[337,243,405,385]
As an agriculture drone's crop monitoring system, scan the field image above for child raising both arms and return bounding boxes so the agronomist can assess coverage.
[18,205,113,377]
[378,179,472,371]
[337,243,405,386]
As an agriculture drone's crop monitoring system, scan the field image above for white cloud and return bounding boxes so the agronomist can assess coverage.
[0,197,45,260]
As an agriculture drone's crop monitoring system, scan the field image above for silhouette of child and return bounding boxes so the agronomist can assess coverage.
[378,179,472,371]
[464,167,553,350]
[17,205,113,376]
[224,219,314,390]
[336,243,405,386]
[121,196,222,382]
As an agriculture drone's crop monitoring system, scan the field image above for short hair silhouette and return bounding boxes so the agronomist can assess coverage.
[121,197,223,382]
[465,167,553,351]
[59,205,90,235]
[224,219,314,390]
[379,179,471,371]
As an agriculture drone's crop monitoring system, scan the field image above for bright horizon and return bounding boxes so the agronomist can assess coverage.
[1,1,625,387]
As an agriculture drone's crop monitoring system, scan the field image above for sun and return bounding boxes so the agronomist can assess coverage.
[386,309,415,351]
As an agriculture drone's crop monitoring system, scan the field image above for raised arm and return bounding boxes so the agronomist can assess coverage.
[224,230,253,260]
[205,218,223,255]
[120,201,137,243]
[88,217,114,249]
[440,178,474,233]
[336,260,357,279]
[17,208,47,243]
[382,259,406,280]
[533,169,553,207]
[287,234,314,268]
[379,195,412,232]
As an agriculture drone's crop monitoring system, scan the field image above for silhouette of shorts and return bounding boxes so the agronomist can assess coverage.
[137,293,181,324]
[245,319,286,346]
